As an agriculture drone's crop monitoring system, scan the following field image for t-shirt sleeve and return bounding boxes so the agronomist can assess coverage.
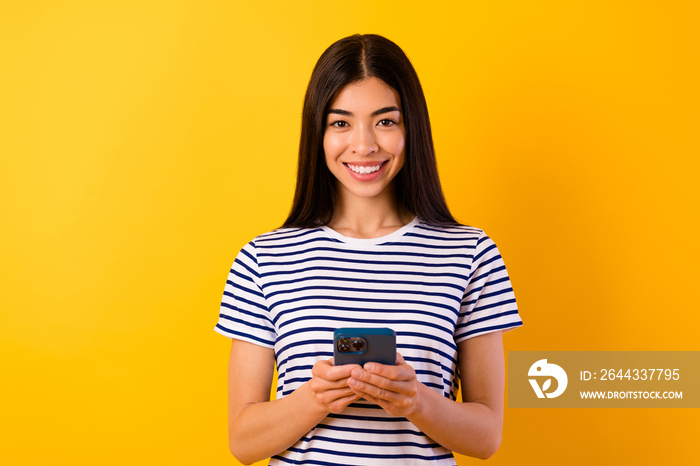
[455,231,523,342]
[214,241,276,348]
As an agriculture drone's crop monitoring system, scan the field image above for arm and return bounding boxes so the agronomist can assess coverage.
[347,331,505,459]
[227,339,361,464]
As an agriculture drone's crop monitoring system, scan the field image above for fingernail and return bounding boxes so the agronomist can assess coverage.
[348,378,358,387]
[365,363,375,372]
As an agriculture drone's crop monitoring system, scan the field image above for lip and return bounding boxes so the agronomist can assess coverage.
[343,161,388,181]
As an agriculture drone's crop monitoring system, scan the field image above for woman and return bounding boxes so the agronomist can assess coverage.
[216,34,522,465]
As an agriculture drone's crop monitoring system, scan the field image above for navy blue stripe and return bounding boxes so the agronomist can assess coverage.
[284,376,311,385]
[269,294,460,315]
[277,350,334,373]
[258,245,472,260]
[384,241,475,250]
[461,286,514,306]
[226,269,256,286]
[400,343,457,366]
[255,227,319,243]
[299,434,441,449]
[326,413,409,423]
[226,278,264,298]
[270,455,340,466]
[285,446,454,461]
[415,368,444,380]
[273,304,458,330]
[272,454,454,466]
[399,331,458,351]
[221,294,268,313]
[347,402,383,409]
[473,242,497,262]
[403,354,454,376]
[220,302,271,324]
[275,336,332,363]
[463,273,509,298]
[476,233,490,247]
[259,255,471,270]
[239,246,257,266]
[405,231,480,243]
[457,309,520,330]
[469,263,506,283]
[282,364,314,374]
[266,284,462,304]
[316,422,425,437]
[468,298,518,316]
[458,320,524,338]
[415,223,480,236]
[218,313,274,334]
[267,273,466,293]
[257,235,336,249]
[262,264,469,281]
[215,324,274,347]
[233,255,260,280]
[278,313,454,337]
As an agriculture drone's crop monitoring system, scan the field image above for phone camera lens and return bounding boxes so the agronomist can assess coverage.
[337,336,366,353]
[338,337,352,353]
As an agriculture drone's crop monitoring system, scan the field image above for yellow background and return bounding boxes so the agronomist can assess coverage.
[1,1,698,464]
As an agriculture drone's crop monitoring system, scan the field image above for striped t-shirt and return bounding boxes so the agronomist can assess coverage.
[216,218,522,465]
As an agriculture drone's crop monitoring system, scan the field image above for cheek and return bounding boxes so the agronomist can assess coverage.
[391,134,406,171]
[379,131,405,158]
[395,138,405,157]
[323,132,345,160]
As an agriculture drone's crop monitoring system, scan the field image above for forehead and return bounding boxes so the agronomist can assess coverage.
[329,77,401,110]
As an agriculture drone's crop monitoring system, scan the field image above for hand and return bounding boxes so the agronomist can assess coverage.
[347,353,423,417]
[308,358,362,414]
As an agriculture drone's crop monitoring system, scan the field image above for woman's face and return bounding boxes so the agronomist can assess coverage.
[323,77,406,203]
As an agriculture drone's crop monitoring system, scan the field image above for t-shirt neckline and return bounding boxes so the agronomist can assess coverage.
[321,217,419,246]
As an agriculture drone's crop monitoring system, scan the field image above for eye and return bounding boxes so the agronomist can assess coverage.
[377,118,397,127]
[329,120,349,128]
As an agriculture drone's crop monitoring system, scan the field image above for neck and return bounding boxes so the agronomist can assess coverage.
[327,185,414,239]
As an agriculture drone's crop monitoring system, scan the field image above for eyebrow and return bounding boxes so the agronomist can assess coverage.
[327,106,401,117]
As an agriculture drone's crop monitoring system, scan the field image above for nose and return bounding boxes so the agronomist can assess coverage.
[351,125,378,156]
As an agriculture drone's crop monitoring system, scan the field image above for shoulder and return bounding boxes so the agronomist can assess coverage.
[239,226,334,260]
[408,221,509,271]
[414,220,484,236]
[243,226,320,247]
[410,220,490,247]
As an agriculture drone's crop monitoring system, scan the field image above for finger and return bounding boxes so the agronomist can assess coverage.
[395,352,406,365]
[314,360,361,382]
[348,377,405,404]
[354,391,384,408]
[319,385,360,401]
[361,362,413,382]
[349,366,418,399]
[328,363,362,380]
[310,375,356,392]
[314,383,361,404]
[312,380,360,405]
[326,392,362,414]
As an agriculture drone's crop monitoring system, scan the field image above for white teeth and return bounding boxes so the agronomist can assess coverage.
[347,163,382,174]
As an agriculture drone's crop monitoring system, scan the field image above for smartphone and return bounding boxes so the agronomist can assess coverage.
[333,327,396,366]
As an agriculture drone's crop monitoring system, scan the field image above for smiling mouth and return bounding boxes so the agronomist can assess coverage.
[344,162,387,175]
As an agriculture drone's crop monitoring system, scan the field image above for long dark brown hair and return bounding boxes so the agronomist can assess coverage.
[282,34,457,228]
